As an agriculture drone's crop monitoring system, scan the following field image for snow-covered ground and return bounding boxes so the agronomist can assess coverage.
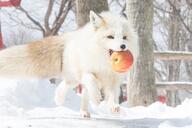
[0,78,192,128]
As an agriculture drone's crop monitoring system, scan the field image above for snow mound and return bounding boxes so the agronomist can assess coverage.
[0,78,192,128]
[159,121,192,128]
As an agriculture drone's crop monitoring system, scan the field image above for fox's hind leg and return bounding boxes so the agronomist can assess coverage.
[54,80,72,106]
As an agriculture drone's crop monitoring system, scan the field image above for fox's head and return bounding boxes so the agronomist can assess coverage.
[89,11,138,60]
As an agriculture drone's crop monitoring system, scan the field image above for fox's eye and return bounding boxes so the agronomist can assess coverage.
[123,36,127,40]
[107,35,114,39]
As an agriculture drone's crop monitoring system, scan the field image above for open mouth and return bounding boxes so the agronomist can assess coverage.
[109,49,114,56]
[109,49,127,56]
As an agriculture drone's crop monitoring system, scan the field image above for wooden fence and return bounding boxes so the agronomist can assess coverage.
[154,51,192,91]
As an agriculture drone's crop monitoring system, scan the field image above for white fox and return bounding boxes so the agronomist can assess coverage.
[0,11,138,118]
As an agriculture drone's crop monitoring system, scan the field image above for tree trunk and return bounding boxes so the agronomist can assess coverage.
[75,0,108,27]
[0,11,3,48]
[167,0,182,107]
[185,2,192,81]
[126,0,157,106]
[185,32,192,81]
[0,4,4,49]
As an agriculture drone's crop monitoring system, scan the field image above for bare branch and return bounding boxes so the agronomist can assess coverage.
[5,11,41,31]
[115,0,124,8]
[16,6,45,34]
[51,0,72,35]
[121,3,126,13]
[167,0,192,33]
[44,0,55,31]
[52,0,67,27]
[186,0,192,9]
[154,5,172,14]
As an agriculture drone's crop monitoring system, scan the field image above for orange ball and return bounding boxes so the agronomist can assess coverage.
[111,50,134,73]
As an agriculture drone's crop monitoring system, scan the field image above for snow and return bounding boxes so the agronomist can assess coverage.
[159,121,192,128]
[0,78,192,128]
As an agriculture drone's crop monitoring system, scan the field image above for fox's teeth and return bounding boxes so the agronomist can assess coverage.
[109,49,114,56]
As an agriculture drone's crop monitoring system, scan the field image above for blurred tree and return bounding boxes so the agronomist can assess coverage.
[126,0,157,106]
[75,0,108,27]
[14,0,73,37]
[166,0,182,107]
[185,0,192,81]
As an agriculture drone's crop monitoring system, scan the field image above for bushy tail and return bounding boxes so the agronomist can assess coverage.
[0,36,64,79]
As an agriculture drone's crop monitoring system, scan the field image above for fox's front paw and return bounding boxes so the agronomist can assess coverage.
[80,110,91,118]
[110,104,120,113]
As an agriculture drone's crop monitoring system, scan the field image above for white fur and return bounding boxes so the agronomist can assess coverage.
[55,11,139,117]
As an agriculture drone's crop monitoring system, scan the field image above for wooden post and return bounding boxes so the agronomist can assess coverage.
[0,20,3,49]
[0,0,22,49]
[0,2,3,49]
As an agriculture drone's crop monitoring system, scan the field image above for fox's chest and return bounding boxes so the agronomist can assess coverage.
[93,71,125,88]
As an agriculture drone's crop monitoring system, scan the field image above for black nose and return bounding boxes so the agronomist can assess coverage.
[120,44,126,50]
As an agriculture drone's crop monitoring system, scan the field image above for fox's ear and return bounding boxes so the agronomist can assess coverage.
[90,11,105,29]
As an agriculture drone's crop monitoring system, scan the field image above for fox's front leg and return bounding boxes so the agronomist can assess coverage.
[105,86,121,113]
[80,87,90,118]
[81,73,102,105]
